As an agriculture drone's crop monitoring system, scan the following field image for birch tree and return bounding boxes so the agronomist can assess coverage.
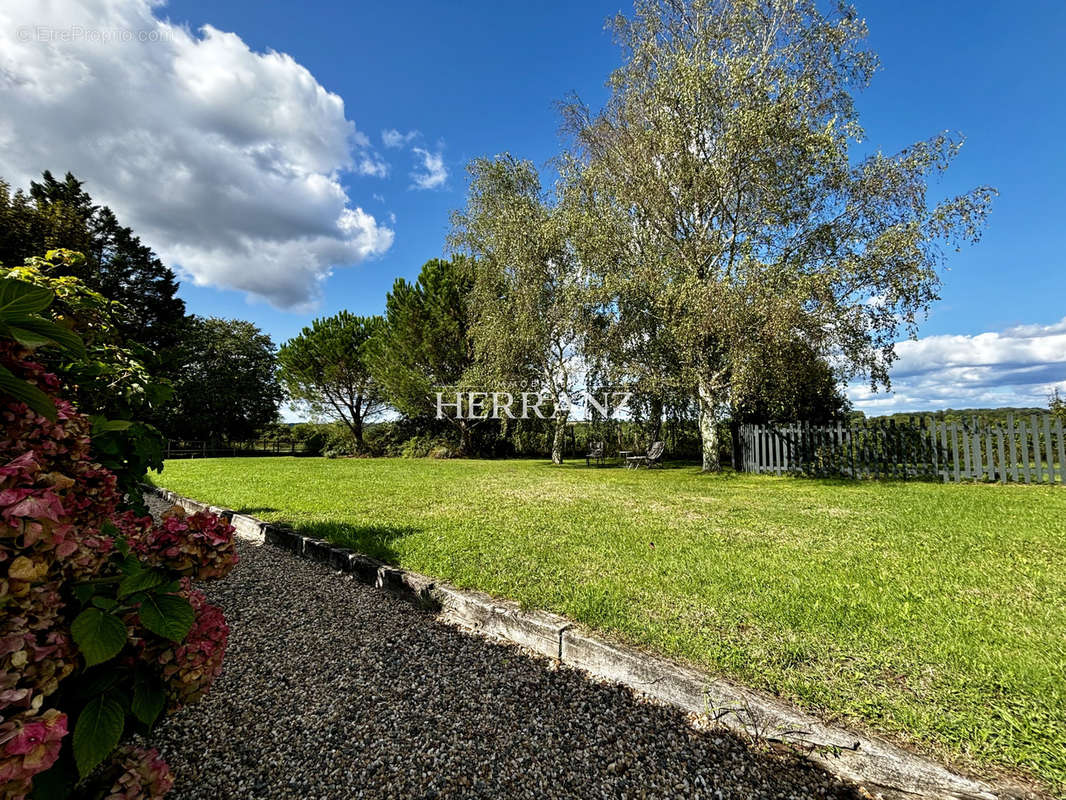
[450,155,585,464]
[562,0,995,470]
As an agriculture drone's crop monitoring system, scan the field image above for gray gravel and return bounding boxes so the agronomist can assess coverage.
[148,497,859,800]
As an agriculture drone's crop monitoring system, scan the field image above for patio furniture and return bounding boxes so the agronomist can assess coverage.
[617,449,632,467]
[626,441,664,469]
[585,440,606,467]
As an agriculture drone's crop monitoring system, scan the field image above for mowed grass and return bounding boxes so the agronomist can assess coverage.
[153,457,1066,790]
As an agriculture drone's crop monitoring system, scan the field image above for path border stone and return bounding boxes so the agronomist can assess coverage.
[146,485,1029,800]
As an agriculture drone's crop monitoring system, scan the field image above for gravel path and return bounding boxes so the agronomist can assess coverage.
[148,497,860,800]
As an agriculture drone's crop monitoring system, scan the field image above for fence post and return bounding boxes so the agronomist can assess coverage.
[1030,414,1044,483]
[996,425,1007,484]
[1056,417,1066,485]
[1018,420,1031,484]
[1042,415,1055,484]
[1006,413,1018,482]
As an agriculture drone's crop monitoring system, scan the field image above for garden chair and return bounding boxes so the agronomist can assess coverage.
[585,440,606,466]
[626,441,664,469]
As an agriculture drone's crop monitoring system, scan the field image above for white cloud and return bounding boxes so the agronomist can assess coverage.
[356,154,389,178]
[0,0,393,309]
[410,147,448,190]
[381,128,419,148]
[849,317,1066,412]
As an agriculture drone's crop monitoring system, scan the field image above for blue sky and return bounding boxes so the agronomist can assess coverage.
[2,0,1064,412]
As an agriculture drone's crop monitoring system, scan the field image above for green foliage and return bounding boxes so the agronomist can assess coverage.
[2,253,169,510]
[0,274,85,420]
[90,418,166,509]
[865,407,1050,425]
[0,171,186,361]
[70,609,128,668]
[371,258,479,453]
[730,341,850,424]
[167,316,283,442]
[1050,389,1065,423]
[559,0,995,470]
[135,594,194,643]
[450,156,585,464]
[373,258,473,416]
[397,434,455,459]
[73,694,125,778]
[278,311,384,451]
[130,669,166,727]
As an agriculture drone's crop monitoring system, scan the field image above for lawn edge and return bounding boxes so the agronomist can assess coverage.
[148,484,1031,800]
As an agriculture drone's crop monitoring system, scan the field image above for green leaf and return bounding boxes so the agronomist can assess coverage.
[5,316,85,358]
[0,363,57,421]
[131,670,166,727]
[73,693,125,778]
[118,567,168,599]
[0,279,53,316]
[91,417,134,434]
[119,554,144,576]
[71,608,128,666]
[137,593,194,642]
[72,582,96,606]
[90,595,117,611]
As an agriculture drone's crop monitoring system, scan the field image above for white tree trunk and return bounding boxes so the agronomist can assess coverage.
[551,413,567,465]
[698,377,721,472]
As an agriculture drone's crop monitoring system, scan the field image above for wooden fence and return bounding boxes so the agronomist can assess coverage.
[164,439,313,459]
[739,414,1065,484]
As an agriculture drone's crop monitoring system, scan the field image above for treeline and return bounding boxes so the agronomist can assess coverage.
[0,171,284,484]
[2,168,1051,468]
[861,407,1057,426]
[271,254,851,462]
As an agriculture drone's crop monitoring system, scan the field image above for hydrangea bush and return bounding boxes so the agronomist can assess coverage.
[1,338,237,799]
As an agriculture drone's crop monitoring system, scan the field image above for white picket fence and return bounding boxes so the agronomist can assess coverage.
[739,413,1065,484]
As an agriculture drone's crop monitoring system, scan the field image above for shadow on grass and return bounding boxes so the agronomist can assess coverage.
[292,520,421,564]
[235,506,281,515]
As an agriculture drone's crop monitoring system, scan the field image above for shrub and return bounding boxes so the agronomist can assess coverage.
[1,320,235,797]
[321,422,359,458]
[397,434,456,459]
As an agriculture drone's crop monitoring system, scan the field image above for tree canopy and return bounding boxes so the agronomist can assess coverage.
[167,316,283,442]
[450,155,586,464]
[558,0,995,469]
[371,258,479,453]
[0,171,187,362]
[278,312,385,451]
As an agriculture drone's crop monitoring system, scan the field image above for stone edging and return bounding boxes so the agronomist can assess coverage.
[147,485,1023,800]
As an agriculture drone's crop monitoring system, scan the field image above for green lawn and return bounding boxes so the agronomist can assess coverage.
[152,457,1066,791]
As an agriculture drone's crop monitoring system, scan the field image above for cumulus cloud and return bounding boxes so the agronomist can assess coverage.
[381,128,419,149]
[0,0,393,308]
[410,147,448,190]
[848,317,1066,411]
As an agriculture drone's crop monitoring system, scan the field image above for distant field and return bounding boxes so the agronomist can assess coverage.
[153,457,1066,791]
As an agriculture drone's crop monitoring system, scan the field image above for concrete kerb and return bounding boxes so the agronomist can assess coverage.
[142,485,1015,800]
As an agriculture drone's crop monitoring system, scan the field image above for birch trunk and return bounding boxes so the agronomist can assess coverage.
[551,413,567,464]
[698,377,721,472]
